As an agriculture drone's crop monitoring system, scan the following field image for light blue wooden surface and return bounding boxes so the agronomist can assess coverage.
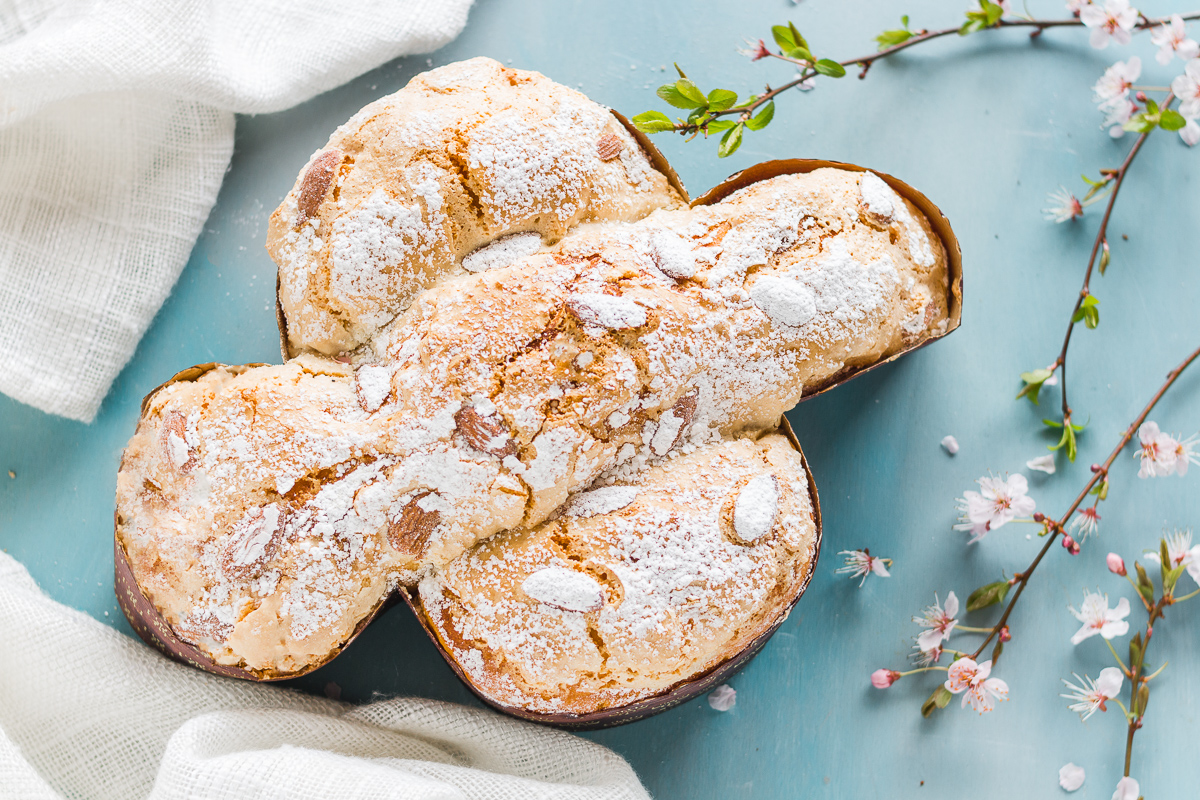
[2,0,1199,796]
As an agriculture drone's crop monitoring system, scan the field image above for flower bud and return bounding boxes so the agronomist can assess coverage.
[1061,534,1080,555]
[1033,512,1044,522]
[1090,463,1102,473]
[999,626,1012,643]
[1136,90,1147,102]
[871,669,901,689]
[1107,553,1127,576]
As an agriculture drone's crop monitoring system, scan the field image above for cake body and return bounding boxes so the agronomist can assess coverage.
[114,57,961,722]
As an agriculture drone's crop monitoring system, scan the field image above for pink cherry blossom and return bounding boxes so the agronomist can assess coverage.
[1080,0,1138,49]
[1102,96,1138,137]
[836,549,891,586]
[1107,552,1127,575]
[1069,589,1130,644]
[1143,529,1200,585]
[1181,116,1200,146]
[1169,433,1199,475]
[1069,507,1102,541]
[1172,59,1200,117]
[739,39,772,61]
[1136,421,1178,477]
[1061,667,1123,719]
[1151,15,1199,64]
[1059,763,1086,792]
[954,474,1036,542]
[1111,776,1139,800]
[871,668,900,688]
[914,591,959,652]
[945,657,1009,714]
[1043,188,1083,224]
[1093,57,1141,107]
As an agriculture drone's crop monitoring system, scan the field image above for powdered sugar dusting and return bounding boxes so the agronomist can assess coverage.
[859,172,934,267]
[568,293,647,330]
[564,485,638,517]
[733,475,779,543]
[522,567,605,612]
[355,364,392,412]
[462,232,543,273]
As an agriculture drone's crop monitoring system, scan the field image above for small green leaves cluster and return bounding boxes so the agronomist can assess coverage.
[632,21,844,157]
[960,0,1006,35]
[1072,294,1100,330]
[1124,97,1188,134]
[1016,368,1054,405]
[875,16,914,50]
[921,685,953,717]
[1044,416,1087,462]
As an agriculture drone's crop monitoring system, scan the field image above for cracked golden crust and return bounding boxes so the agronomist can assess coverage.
[417,435,817,716]
[268,57,684,356]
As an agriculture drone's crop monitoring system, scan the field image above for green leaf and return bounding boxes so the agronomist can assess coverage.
[630,110,675,133]
[967,581,1011,611]
[674,79,707,106]
[1016,368,1053,404]
[982,0,1005,24]
[902,14,909,26]
[1160,109,1187,131]
[1047,423,1078,462]
[673,63,688,79]
[921,686,953,717]
[1134,562,1155,603]
[1160,539,1172,585]
[1099,245,1110,275]
[876,28,913,49]
[1165,564,1186,596]
[959,18,987,35]
[1137,682,1150,715]
[1072,295,1100,329]
[706,88,738,112]
[657,84,705,110]
[745,100,775,131]
[1129,632,1144,670]
[788,21,809,51]
[784,46,814,62]
[1043,418,1063,429]
[1081,173,1107,188]
[704,120,735,134]
[815,58,847,78]
[771,24,797,51]
[1123,113,1156,133]
[1145,98,1160,115]
[717,122,744,158]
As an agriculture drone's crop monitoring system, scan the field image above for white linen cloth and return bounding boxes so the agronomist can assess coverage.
[0,552,652,799]
[0,0,475,422]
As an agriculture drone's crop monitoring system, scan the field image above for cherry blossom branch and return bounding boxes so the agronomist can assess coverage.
[972,342,1200,665]
[632,8,1200,152]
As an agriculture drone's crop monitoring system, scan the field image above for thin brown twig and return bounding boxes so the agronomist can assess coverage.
[969,342,1200,664]
[1053,95,1176,426]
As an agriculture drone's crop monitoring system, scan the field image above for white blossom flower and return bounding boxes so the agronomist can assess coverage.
[1111,776,1139,800]
[707,684,736,711]
[1102,96,1138,137]
[1181,116,1200,146]
[1061,667,1123,719]
[1027,454,1057,473]
[1169,433,1200,475]
[1136,421,1180,477]
[1069,589,1130,644]
[914,591,958,652]
[1080,0,1138,49]
[1143,529,1200,585]
[1093,57,1141,108]
[945,657,1010,714]
[1059,763,1086,792]
[836,549,891,586]
[954,474,1036,542]
[1067,0,1094,11]
[910,641,943,667]
[1043,187,1083,223]
[1173,58,1200,117]
[1069,507,1102,541]
[1151,15,1199,64]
